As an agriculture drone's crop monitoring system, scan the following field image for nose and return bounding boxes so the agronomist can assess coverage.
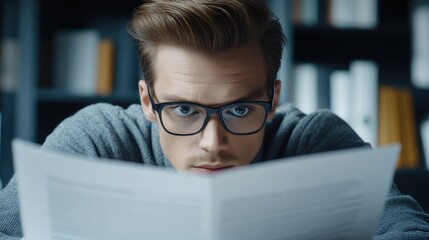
[199,116,229,154]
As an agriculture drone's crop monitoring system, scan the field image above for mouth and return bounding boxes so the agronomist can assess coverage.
[191,165,233,174]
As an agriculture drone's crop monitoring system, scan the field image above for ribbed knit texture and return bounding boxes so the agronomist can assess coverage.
[1,103,428,239]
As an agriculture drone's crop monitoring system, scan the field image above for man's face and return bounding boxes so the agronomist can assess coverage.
[139,43,280,174]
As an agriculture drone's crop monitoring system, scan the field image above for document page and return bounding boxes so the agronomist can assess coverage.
[13,139,399,240]
[13,140,212,240]
[211,145,400,240]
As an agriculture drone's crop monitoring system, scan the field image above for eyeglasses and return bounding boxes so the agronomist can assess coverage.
[148,89,273,136]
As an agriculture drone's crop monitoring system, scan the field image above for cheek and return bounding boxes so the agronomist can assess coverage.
[158,129,195,169]
[230,131,265,165]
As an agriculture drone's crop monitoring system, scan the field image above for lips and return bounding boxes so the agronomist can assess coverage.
[192,165,233,174]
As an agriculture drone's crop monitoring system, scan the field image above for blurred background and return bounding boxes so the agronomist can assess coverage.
[0,0,428,210]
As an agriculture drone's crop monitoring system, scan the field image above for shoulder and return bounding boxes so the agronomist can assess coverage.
[68,102,144,123]
[263,103,369,159]
[50,103,148,136]
[42,103,153,161]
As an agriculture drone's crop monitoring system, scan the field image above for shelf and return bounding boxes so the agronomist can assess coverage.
[37,89,140,105]
[293,26,411,64]
[36,89,141,144]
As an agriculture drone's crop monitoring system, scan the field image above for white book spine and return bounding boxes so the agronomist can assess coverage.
[331,0,377,28]
[420,117,429,171]
[301,0,319,26]
[53,30,100,94]
[294,64,318,114]
[330,0,356,28]
[0,39,19,92]
[349,60,378,147]
[354,0,378,28]
[412,54,429,88]
[412,2,429,55]
[330,70,351,124]
[411,2,429,88]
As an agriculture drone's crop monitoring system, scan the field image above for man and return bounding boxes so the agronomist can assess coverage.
[1,0,429,239]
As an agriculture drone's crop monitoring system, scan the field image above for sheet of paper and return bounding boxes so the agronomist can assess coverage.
[210,145,400,240]
[13,140,212,240]
[13,139,400,240]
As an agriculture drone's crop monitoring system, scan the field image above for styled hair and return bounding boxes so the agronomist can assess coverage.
[128,0,286,94]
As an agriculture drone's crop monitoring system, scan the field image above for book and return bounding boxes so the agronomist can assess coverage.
[411,1,429,88]
[13,139,400,240]
[396,88,420,168]
[329,70,351,124]
[329,0,377,28]
[291,0,318,25]
[96,39,115,95]
[378,85,402,168]
[420,116,429,171]
[293,63,330,114]
[412,54,429,88]
[90,16,139,94]
[292,0,302,24]
[349,60,378,147]
[378,86,420,168]
[294,64,318,113]
[52,30,100,94]
[0,38,19,92]
[329,61,379,147]
[353,0,377,28]
[330,0,356,28]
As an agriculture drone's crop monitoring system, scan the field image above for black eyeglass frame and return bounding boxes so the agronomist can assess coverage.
[147,89,274,136]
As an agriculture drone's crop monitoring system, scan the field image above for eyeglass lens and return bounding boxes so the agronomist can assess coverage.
[159,103,267,135]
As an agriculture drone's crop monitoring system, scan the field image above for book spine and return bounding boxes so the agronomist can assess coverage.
[294,63,318,113]
[0,39,19,92]
[330,70,351,124]
[53,30,100,95]
[354,0,377,28]
[378,85,403,168]
[349,60,378,147]
[420,116,429,171]
[96,39,115,95]
[301,0,319,25]
[329,0,377,28]
[397,88,420,168]
[330,0,356,27]
[411,2,429,88]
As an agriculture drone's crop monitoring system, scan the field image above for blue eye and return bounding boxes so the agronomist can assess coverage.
[227,105,250,117]
[172,105,197,117]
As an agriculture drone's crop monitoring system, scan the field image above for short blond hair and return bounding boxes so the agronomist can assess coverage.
[128,0,286,93]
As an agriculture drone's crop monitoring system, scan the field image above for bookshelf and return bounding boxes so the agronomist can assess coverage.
[285,0,427,169]
[0,0,428,186]
[0,0,18,186]
[0,0,142,185]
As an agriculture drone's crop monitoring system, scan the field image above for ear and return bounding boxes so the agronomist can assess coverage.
[139,80,157,122]
[268,80,281,120]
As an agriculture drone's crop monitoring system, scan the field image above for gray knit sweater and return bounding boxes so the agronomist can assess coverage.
[1,103,428,239]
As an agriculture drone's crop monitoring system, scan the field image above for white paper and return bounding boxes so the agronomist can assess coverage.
[12,139,400,240]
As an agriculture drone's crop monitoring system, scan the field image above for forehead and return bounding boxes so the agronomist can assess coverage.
[152,44,268,105]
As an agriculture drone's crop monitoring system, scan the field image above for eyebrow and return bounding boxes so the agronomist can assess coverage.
[159,88,268,104]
